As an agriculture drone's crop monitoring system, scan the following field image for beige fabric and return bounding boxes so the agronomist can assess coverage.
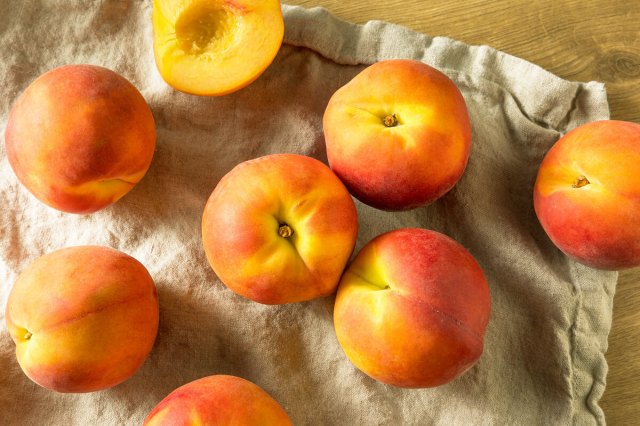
[0,2,615,425]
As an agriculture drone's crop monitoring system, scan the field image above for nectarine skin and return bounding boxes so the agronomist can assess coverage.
[534,120,640,270]
[202,154,358,304]
[143,375,292,425]
[334,228,490,388]
[5,64,156,214]
[5,246,159,393]
[323,59,471,211]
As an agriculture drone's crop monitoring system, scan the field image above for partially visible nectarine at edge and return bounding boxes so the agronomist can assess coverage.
[534,120,640,270]
[144,375,292,425]
[152,0,284,96]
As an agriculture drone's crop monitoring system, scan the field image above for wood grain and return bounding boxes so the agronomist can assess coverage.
[285,1,640,424]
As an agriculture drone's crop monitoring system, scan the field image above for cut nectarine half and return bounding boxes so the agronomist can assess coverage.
[152,0,284,96]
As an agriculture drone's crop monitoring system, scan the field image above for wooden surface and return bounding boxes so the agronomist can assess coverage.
[285,1,640,424]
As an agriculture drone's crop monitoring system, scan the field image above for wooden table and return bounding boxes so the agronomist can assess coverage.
[286,1,640,423]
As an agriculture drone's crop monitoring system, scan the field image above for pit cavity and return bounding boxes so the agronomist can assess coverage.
[175,3,237,55]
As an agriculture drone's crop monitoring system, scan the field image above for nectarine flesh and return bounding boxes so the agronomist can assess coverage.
[152,0,284,95]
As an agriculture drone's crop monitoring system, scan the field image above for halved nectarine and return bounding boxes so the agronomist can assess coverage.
[152,0,284,96]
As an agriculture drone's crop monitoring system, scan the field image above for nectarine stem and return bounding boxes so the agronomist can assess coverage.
[24,331,32,340]
[383,114,398,127]
[278,224,294,238]
[573,176,590,188]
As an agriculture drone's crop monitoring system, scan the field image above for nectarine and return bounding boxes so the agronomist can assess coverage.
[534,120,640,269]
[334,228,490,388]
[323,59,472,211]
[5,246,159,392]
[5,64,156,214]
[202,154,358,304]
[144,375,292,425]
[152,0,284,96]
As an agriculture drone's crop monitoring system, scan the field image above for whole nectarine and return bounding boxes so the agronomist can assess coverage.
[5,246,159,392]
[202,154,358,304]
[334,228,490,388]
[323,59,472,211]
[534,120,640,269]
[5,65,156,214]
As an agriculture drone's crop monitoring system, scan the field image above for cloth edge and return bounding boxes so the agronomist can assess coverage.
[282,4,609,133]
[571,265,617,426]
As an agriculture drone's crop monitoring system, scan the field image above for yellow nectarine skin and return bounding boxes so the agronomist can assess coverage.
[202,154,358,304]
[323,59,472,211]
[5,246,159,393]
[5,65,156,214]
[144,375,292,425]
[153,0,284,96]
[534,120,640,269]
[334,228,490,388]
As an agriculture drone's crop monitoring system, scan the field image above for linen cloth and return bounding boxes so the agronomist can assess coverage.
[0,2,615,425]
